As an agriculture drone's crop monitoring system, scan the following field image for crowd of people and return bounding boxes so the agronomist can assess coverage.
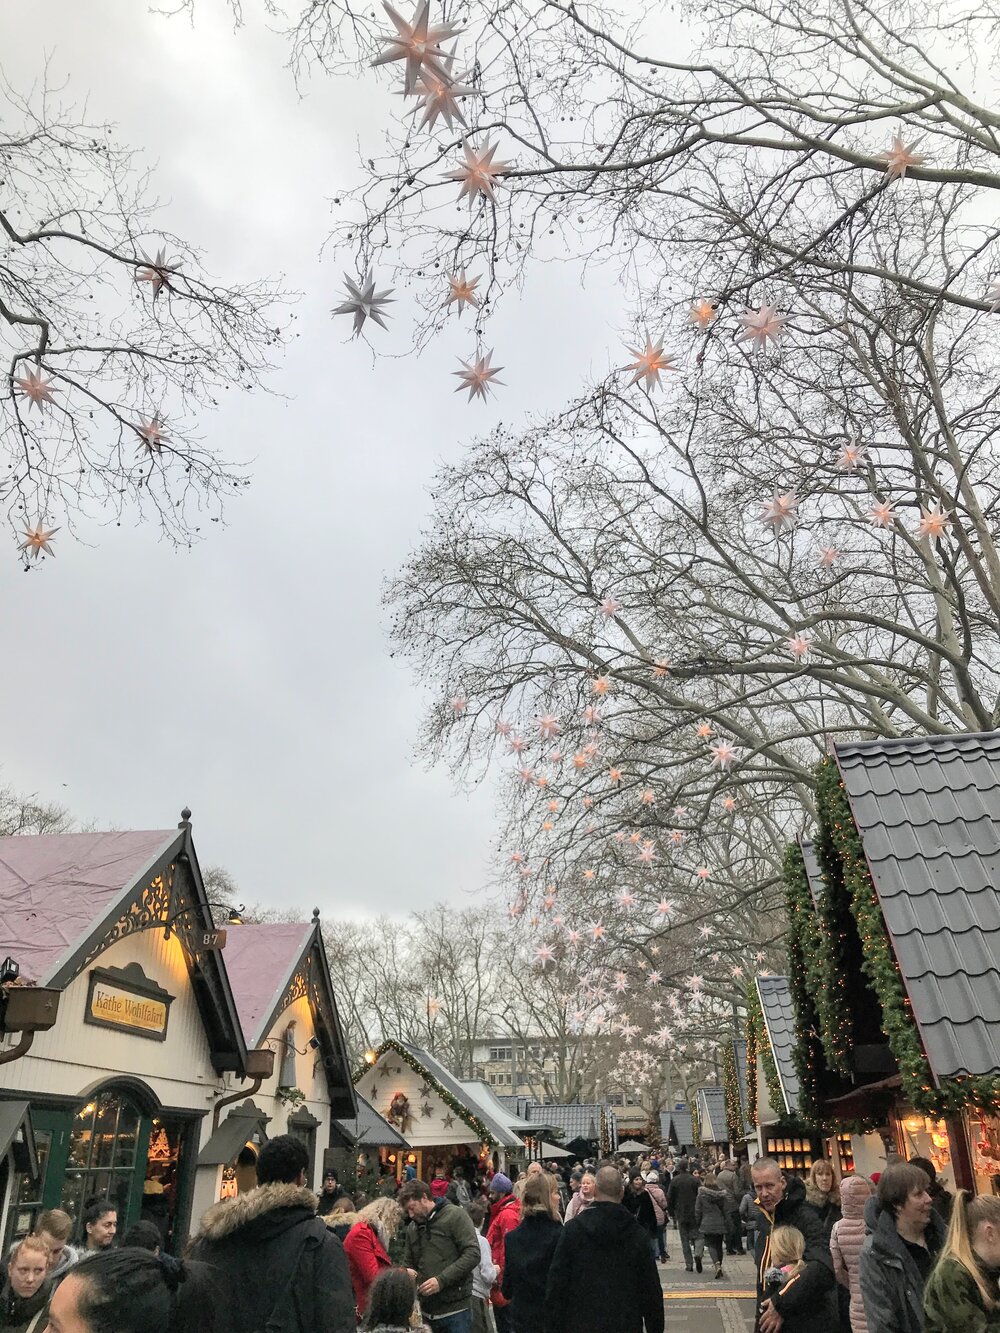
[2,1136,999,1333]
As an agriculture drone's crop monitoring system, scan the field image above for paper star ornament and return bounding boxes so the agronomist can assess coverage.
[738,305,788,350]
[916,505,951,538]
[535,944,556,966]
[444,269,481,310]
[879,134,926,179]
[787,632,812,659]
[696,722,713,739]
[446,140,511,202]
[333,272,395,335]
[760,491,799,531]
[449,695,467,714]
[135,247,180,299]
[652,658,670,677]
[599,595,621,619]
[372,0,459,93]
[655,899,674,917]
[19,522,59,560]
[135,416,168,454]
[588,922,606,940]
[868,501,898,528]
[495,719,512,737]
[711,741,737,769]
[453,349,504,401]
[536,713,561,740]
[687,300,716,328]
[412,62,478,130]
[625,334,678,389]
[15,369,58,411]
[591,676,611,696]
[816,545,841,567]
[836,443,866,471]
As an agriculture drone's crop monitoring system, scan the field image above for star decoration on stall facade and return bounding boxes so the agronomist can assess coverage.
[418,1083,433,1098]
[445,269,481,311]
[625,334,678,390]
[737,305,788,350]
[15,369,58,411]
[879,134,927,179]
[19,523,59,560]
[446,140,511,202]
[333,272,395,335]
[372,0,460,93]
[453,349,504,401]
[420,1102,434,1118]
[135,247,180,299]
[443,1112,455,1128]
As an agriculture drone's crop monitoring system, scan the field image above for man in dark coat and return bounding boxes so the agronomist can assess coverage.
[751,1158,837,1333]
[191,1134,354,1333]
[858,1162,947,1333]
[666,1159,701,1272]
[545,1165,664,1333]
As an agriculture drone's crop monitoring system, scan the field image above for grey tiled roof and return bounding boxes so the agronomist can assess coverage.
[835,731,1000,1082]
[527,1102,603,1142]
[399,1044,522,1146]
[756,975,800,1115]
[733,1039,755,1137]
[334,1094,409,1148]
[659,1107,695,1150]
[800,838,826,907]
[696,1086,728,1144]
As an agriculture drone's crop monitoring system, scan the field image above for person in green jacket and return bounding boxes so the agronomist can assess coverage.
[399,1178,481,1333]
[925,1189,1000,1333]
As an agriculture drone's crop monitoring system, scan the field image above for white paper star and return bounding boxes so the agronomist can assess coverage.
[453,349,504,401]
[445,140,511,202]
[372,0,460,94]
[333,272,395,335]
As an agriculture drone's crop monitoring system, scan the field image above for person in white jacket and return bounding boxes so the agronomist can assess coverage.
[467,1200,497,1333]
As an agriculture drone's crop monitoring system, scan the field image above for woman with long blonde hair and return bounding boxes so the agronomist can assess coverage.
[343,1195,405,1317]
[924,1189,1000,1332]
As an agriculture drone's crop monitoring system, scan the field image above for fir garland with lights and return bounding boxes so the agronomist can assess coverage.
[353,1039,499,1145]
[783,842,825,1124]
[817,758,1000,1117]
[723,1039,744,1144]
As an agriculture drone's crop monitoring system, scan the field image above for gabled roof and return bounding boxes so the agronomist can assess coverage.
[526,1102,604,1143]
[458,1080,557,1142]
[696,1086,728,1143]
[756,975,801,1115]
[658,1107,695,1150]
[0,829,181,985]
[360,1042,515,1146]
[835,731,1000,1082]
[799,838,826,907]
[334,1093,409,1148]
[223,922,314,1046]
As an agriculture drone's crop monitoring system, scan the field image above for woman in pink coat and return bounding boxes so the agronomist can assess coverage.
[830,1174,874,1333]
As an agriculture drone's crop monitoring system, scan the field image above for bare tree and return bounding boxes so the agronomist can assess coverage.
[0,75,288,561]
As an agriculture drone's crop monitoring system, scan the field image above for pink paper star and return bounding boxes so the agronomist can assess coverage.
[543,893,557,910]
[583,796,594,809]
[508,735,527,754]
[445,140,511,202]
[625,334,678,390]
[687,974,703,992]
[868,501,898,528]
[687,300,716,329]
[669,829,684,845]
[731,965,743,978]
[495,719,513,737]
[535,944,555,966]
[879,134,926,179]
[591,676,611,696]
[449,694,467,713]
[599,595,621,618]
[738,305,788,350]
[608,767,623,784]
[135,247,179,299]
[836,443,866,471]
[916,505,951,539]
[640,789,655,805]
[786,632,812,659]
[647,970,663,986]
[536,713,561,740]
[372,0,460,93]
[652,658,671,677]
[444,269,482,310]
[134,416,169,455]
[582,705,602,726]
[453,349,504,401]
[760,491,799,531]
[816,545,841,568]
[19,522,59,560]
[722,796,736,812]
[572,752,590,770]
[15,369,58,411]
[509,851,524,864]
[582,868,596,881]
[696,722,713,739]
[711,741,737,769]
[674,806,688,819]
[618,891,636,909]
[588,922,606,940]
[518,767,536,784]
[547,800,559,813]
[654,899,674,916]
[567,929,582,945]
[412,62,479,130]
[695,866,711,880]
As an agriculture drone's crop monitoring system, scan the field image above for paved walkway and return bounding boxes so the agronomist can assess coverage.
[659,1248,758,1332]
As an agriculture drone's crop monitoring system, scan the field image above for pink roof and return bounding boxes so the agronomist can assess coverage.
[222,922,314,1045]
[0,829,179,985]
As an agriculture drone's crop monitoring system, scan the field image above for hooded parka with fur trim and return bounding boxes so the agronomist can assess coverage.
[190,1181,355,1333]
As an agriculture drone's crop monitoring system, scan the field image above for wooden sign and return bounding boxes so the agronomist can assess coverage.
[85,963,173,1041]
[196,928,227,951]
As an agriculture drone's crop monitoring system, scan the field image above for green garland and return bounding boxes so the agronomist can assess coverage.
[783,843,825,1124]
[745,983,785,1124]
[817,758,1000,1117]
[722,1040,744,1144]
[811,776,862,1075]
[353,1039,499,1146]
[692,1100,701,1149]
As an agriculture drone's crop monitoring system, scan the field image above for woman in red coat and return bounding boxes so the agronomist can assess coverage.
[342,1197,404,1317]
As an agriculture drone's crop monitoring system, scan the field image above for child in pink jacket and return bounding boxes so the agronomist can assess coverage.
[830,1174,874,1333]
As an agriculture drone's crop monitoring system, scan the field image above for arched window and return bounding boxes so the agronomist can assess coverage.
[61,1090,143,1230]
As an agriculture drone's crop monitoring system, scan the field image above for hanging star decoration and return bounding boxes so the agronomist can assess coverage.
[878,134,926,179]
[835,443,866,471]
[449,695,468,714]
[411,58,479,130]
[638,844,656,863]
[426,996,443,1017]
[19,523,59,560]
[135,247,180,299]
[333,273,395,335]
[652,658,670,677]
[445,140,511,202]
[14,368,58,411]
[655,899,674,917]
[535,944,556,966]
[537,713,561,740]
[509,735,527,754]
[711,741,737,769]
[737,305,788,350]
[868,501,898,528]
[453,349,504,401]
[687,300,716,329]
[135,416,168,455]
[599,595,621,619]
[816,545,841,568]
[592,676,611,696]
[372,0,460,93]
[786,632,812,659]
[760,491,799,531]
[618,890,636,909]
[625,334,678,390]
[495,719,513,737]
[696,722,713,739]
[444,269,481,311]
[916,505,951,538]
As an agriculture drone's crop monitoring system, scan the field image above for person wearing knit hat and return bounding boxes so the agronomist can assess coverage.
[489,1174,513,1198]
[487,1174,521,1333]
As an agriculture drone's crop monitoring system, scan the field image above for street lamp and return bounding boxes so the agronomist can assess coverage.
[161,901,245,946]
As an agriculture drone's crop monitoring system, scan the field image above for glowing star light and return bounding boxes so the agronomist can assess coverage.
[445,140,511,202]
[333,272,395,335]
[535,944,556,966]
[711,741,737,769]
[695,866,711,880]
[687,300,716,329]
[836,443,866,472]
[599,595,621,619]
[536,714,561,740]
[738,305,788,350]
[518,767,536,785]
[640,789,655,805]
[988,280,1000,313]
[653,658,670,678]
[786,632,812,659]
[572,752,590,770]
[917,505,951,539]
[19,522,59,560]
[15,369,58,411]
[696,722,713,739]
[760,491,799,532]
[869,501,898,529]
[372,0,460,94]
[618,891,636,909]
[426,996,443,1017]
[592,676,611,696]
[495,719,513,737]
[608,767,622,784]
[638,845,656,864]
[588,922,606,940]
[449,694,467,714]
[135,247,179,299]
[453,349,504,402]
[655,899,674,917]
[879,134,926,179]
[816,546,841,568]
[134,416,168,454]
[444,269,481,311]
[412,64,479,131]
[625,334,678,390]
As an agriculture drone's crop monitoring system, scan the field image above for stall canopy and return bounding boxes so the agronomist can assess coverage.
[696,1086,729,1145]
[197,1098,270,1167]
[659,1107,696,1153]
[616,1139,649,1154]
[0,1101,37,1178]
[756,975,802,1116]
[538,1141,574,1158]
[333,1093,409,1149]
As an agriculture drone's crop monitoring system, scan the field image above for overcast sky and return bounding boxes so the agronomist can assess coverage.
[1,0,627,921]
